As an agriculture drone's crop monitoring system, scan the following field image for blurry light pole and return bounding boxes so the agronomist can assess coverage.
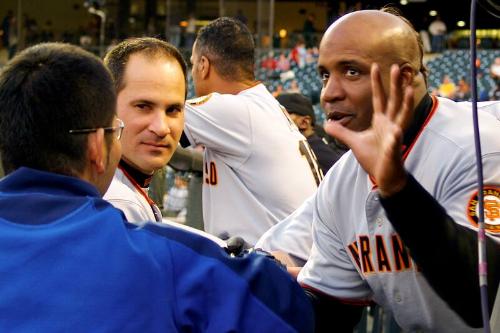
[85,1,106,57]
[269,0,274,51]
[165,0,171,41]
[219,0,225,17]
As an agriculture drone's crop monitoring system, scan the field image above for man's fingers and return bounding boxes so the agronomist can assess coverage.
[324,120,357,147]
[386,64,403,120]
[371,63,386,115]
[396,85,415,130]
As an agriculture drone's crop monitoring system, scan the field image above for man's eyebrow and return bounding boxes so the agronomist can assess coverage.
[168,102,185,109]
[130,99,154,105]
[337,59,366,67]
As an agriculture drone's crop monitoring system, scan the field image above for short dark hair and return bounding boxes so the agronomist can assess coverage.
[0,43,116,176]
[104,37,187,96]
[195,17,255,82]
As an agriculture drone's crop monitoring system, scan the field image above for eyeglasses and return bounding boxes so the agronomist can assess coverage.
[69,118,125,140]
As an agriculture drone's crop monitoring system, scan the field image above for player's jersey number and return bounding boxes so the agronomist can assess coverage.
[299,140,323,186]
[205,161,218,185]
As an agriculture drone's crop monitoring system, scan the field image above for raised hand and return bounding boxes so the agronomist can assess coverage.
[324,63,415,197]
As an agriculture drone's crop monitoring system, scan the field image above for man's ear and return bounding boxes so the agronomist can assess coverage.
[87,128,106,174]
[200,55,210,80]
[400,63,415,87]
[298,115,311,131]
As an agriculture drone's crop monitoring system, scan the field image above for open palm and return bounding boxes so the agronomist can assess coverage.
[325,64,415,197]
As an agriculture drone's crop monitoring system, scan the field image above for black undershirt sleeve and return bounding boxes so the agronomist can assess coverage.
[303,288,364,333]
[380,174,500,328]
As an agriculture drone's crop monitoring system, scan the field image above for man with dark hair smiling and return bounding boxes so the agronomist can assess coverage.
[103,37,187,223]
[0,42,314,332]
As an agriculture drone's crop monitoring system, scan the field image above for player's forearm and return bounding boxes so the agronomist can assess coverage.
[380,174,499,327]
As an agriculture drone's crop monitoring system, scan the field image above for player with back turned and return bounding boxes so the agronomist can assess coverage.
[183,17,321,244]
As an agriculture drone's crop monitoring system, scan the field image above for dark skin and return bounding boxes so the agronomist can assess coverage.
[319,10,427,196]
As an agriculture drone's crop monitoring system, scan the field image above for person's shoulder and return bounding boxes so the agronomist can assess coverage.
[186,92,245,112]
[186,93,215,107]
[103,168,134,200]
[431,97,500,151]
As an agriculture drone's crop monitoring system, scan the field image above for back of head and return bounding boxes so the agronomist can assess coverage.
[0,43,116,176]
[195,17,255,82]
[277,93,316,126]
[104,37,187,96]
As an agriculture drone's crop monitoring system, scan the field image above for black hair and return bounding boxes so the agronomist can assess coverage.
[195,17,255,82]
[0,43,116,176]
[104,37,187,97]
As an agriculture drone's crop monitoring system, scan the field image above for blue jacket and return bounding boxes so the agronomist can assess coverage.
[0,168,314,332]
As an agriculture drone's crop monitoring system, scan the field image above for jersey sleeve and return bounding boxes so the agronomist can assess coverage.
[298,185,372,302]
[380,173,500,328]
[256,194,315,264]
[155,225,315,333]
[184,94,252,165]
[438,153,500,238]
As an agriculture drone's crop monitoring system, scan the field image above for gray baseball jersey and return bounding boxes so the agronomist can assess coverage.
[183,83,321,244]
[257,99,500,262]
[297,97,500,332]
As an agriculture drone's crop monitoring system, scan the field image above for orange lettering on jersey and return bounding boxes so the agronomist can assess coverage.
[209,162,217,185]
[359,236,375,274]
[204,161,218,186]
[391,234,412,271]
[485,200,500,220]
[204,162,210,184]
[375,235,392,273]
[467,186,500,233]
[347,241,362,272]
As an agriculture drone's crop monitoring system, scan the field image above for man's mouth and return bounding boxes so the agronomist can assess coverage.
[327,111,354,126]
[143,142,170,149]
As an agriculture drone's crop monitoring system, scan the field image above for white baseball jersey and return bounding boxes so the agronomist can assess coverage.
[104,167,160,222]
[297,97,500,332]
[104,168,227,247]
[183,83,321,244]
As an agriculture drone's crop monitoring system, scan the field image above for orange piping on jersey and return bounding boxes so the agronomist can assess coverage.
[118,165,161,221]
[369,95,439,189]
[300,284,373,306]
[187,93,213,106]
[401,95,439,160]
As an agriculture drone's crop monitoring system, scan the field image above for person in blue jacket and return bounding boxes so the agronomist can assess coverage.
[0,42,314,333]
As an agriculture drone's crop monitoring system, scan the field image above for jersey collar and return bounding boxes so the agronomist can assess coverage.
[118,159,153,188]
[369,94,438,188]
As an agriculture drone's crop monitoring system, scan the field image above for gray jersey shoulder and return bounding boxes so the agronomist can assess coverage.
[298,97,500,332]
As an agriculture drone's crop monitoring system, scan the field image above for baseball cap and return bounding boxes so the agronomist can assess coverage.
[276,93,316,125]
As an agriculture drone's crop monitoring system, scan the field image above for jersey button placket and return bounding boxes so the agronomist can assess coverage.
[394,290,402,303]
